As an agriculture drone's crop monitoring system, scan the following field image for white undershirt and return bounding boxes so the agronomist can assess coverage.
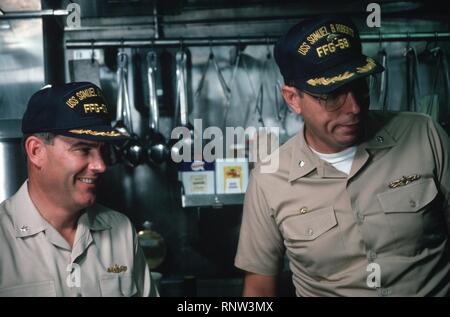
[310,146,357,175]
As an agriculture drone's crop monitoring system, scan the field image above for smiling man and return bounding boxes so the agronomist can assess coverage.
[0,82,158,297]
[235,16,450,296]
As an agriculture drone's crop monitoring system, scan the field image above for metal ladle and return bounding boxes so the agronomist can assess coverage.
[170,49,196,161]
[146,51,170,165]
[116,52,145,167]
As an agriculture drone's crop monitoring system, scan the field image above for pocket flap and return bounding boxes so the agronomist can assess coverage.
[282,206,337,241]
[0,280,56,297]
[377,178,438,213]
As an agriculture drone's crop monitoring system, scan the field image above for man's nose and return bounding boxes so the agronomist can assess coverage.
[90,150,107,173]
[342,91,361,114]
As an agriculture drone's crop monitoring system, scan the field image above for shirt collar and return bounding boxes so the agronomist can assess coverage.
[288,127,320,182]
[363,112,397,150]
[10,181,47,238]
[288,113,397,182]
[83,205,112,231]
[10,181,111,238]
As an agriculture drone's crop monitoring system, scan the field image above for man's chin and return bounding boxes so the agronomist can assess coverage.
[336,135,359,148]
[77,196,96,209]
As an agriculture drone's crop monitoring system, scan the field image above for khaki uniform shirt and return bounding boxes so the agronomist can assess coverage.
[235,112,450,296]
[0,181,158,297]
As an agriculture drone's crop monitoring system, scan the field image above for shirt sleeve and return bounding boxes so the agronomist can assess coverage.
[234,169,285,276]
[132,228,159,297]
[427,119,450,240]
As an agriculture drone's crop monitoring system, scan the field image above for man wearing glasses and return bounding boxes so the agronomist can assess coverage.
[235,16,450,296]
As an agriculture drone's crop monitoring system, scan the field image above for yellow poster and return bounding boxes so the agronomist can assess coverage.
[223,166,242,193]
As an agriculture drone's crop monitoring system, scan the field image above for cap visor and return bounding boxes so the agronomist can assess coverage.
[58,125,130,141]
[297,56,384,94]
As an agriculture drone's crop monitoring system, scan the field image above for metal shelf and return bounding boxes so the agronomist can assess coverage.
[181,193,245,208]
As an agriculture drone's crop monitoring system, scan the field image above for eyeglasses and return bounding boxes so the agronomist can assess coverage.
[301,79,369,112]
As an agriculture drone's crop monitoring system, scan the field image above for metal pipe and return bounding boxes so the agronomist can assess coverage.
[65,32,450,48]
[362,32,450,42]
[0,9,68,19]
[66,37,278,48]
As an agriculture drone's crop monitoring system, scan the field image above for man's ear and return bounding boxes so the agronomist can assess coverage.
[281,85,302,114]
[24,136,47,168]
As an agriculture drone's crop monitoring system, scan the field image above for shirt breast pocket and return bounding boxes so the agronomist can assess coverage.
[0,280,56,297]
[282,206,337,241]
[100,274,138,297]
[377,178,445,254]
[280,206,343,276]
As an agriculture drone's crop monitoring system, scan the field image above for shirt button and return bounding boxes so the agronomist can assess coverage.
[356,212,365,224]
[409,200,417,208]
[299,207,309,214]
[298,160,305,167]
[307,228,314,236]
[376,136,384,143]
[367,250,377,261]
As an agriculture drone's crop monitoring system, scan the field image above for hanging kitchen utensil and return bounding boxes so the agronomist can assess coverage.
[146,51,170,165]
[114,52,130,134]
[416,46,441,121]
[378,49,389,112]
[228,45,257,130]
[263,43,286,128]
[255,84,265,127]
[438,48,450,132]
[195,45,231,101]
[405,46,424,113]
[171,49,196,161]
[245,46,276,129]
[405,47,414,112]
[195,45,231,130]
[116,51,145,167]
[406,46,441,120]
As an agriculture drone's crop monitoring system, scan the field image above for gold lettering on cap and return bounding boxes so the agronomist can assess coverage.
[83,103,108,114]
[306,26,330,45]
[316,38,350,58]
[76,87,98,101]
[334,23,354,37]
[297,41,311,56]
[66,96,79,108]
[330,23,336,33]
